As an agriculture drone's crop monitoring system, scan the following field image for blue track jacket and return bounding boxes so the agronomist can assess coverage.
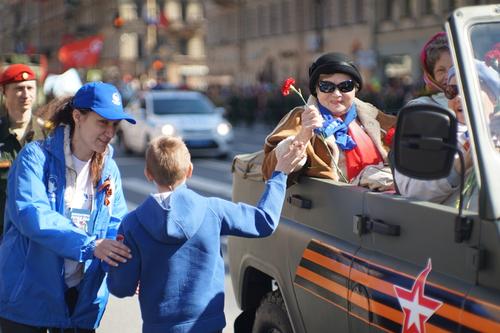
[0,125,128,329]
[107,171,288,333]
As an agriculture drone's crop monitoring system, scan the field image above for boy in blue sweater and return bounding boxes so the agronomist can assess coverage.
[107,135,305,333]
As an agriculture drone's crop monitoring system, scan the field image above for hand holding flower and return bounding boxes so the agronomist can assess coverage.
[297,105,323,143]
[281,77,323,143]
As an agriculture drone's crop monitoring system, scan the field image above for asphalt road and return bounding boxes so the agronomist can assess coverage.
[98,123,272,333]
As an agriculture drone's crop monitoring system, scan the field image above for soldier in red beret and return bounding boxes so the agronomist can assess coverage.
[0,63,46,240]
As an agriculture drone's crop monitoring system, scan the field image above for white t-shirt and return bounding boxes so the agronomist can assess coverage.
[64,155,94,288]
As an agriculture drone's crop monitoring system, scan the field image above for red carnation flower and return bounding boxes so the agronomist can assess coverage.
[384,127,396,146]
[484,49,500,70]
[281,77,307,105]
[281,77,295,96]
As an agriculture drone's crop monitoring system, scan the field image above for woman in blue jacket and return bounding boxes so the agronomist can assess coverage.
[0,82,135,332]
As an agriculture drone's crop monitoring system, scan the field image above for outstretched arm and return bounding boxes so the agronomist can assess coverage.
[221,141,306,237]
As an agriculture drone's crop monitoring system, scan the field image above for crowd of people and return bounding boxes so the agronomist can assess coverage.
[0,28,498,333]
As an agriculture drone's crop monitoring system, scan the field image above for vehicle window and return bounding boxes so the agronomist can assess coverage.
[469,22,500,152]
[152,96,214,115]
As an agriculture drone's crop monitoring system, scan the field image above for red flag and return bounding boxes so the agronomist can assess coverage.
[159,10,169,28]
[58,35,104,70]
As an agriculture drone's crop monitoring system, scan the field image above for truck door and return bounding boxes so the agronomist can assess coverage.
[352,193,482,332]
[284,178,366,333]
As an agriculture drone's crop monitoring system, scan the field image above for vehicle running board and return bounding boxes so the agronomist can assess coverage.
[353,215,401,236]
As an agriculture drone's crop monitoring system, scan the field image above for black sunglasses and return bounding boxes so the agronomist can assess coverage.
[444,84,459,100]
[318,80,356,93]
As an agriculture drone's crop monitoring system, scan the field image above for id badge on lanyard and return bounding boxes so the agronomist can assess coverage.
[70,192,96,234]
[70,208,91,233]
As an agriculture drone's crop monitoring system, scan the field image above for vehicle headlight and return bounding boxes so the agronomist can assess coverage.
[161,124,176,136]
[217,122,231,136]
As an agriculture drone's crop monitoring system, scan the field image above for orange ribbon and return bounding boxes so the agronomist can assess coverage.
[97,178,113,206]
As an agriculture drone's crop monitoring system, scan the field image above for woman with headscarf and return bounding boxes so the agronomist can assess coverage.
[395,61,500,209]
[407,31,453,108]
[262,52,396,189]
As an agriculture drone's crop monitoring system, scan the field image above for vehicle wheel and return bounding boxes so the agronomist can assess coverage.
[217,152,229,160]
[234,309,255,333]
[252,290,292,333]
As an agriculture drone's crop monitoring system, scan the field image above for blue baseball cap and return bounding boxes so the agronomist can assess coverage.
[72,82,136,124]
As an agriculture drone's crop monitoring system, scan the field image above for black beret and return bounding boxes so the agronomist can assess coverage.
[308,52,362,96]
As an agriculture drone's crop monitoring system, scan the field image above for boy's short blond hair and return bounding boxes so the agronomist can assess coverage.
[145,136,191,187]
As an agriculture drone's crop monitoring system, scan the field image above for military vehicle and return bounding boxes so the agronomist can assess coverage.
[228,5,500,332]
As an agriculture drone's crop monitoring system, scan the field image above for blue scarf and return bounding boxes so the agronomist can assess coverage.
[314,103,357,151]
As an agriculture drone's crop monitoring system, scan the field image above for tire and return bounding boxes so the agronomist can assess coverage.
[252,290,292,333]
[217,152,229,160]
[234,309,256,333]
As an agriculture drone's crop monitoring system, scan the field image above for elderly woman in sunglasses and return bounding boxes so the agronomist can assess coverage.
[262,52,395,186]
[395,60,499,208]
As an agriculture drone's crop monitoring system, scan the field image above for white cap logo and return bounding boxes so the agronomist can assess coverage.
[112,92,122,106]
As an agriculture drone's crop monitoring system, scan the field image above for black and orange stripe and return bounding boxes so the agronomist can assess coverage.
[293,239,500,332]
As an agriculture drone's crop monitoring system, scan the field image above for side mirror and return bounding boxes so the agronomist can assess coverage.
[394,103,457,180]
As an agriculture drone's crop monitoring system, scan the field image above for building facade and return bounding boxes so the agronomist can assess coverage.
[205,0,496,87]
[0,0,207,89]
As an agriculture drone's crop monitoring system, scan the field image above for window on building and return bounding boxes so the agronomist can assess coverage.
[186,1,203,22]
[179,38,188,55]
[187,35,204,57]
[380,0,394,21]
[421,0,438,15]
[444,0,457,13]
[354,0,366,23]
[281,0,291,33]
[119,3,137,21]
[270,2,280,35]
[337,0,348,25]
[120,33,138,60]
[258,4,270,36]
[401,0,413,18]
[243,6,258,39]
[321,0,333,27]
[302,2,312,30]
[228,14,237,42]
[165,0,181,22]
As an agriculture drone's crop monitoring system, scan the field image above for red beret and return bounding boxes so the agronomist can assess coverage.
[0,64,36,86]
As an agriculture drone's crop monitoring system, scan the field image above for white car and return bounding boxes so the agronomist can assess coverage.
[118,90,233,158]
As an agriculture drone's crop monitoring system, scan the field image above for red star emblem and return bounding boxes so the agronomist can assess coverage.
[394,259,443,333]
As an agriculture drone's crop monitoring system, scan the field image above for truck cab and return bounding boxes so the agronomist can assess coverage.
[228,5,500,333]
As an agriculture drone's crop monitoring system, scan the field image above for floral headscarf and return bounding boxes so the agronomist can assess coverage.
[420,31,449,93]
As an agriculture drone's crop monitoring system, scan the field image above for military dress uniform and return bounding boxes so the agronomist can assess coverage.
[0,63,45,239]
[0,116,46,237]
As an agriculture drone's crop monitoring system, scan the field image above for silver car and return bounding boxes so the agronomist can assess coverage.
[118,90,233,158]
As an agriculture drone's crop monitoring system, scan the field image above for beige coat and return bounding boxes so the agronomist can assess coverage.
[262,97,396,181]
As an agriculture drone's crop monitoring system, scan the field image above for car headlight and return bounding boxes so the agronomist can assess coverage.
[161,124,176,136]
[217,122,231,136]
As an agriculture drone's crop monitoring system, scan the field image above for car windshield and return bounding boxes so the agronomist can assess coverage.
[151,96,214,115]
[469,22,500,152]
